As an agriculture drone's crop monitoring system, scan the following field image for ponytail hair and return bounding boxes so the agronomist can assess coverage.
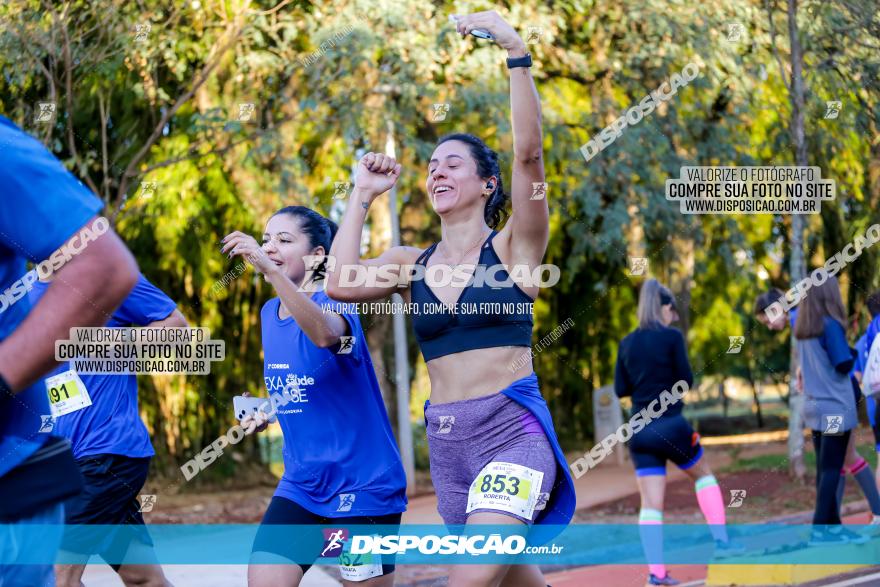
[437,133,508,229]
[637,278,673,330]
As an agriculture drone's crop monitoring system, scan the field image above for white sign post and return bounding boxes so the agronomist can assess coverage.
[593,384,625,466]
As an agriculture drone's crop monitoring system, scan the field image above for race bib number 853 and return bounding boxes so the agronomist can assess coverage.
[466,462,544,520]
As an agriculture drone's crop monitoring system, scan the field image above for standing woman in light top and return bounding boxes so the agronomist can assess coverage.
[328,10,575,587]
[794,276,869,546]
[222,206,407,587]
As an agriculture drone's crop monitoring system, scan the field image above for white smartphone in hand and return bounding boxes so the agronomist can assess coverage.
[233,395,277,424]
[449,15,494,40]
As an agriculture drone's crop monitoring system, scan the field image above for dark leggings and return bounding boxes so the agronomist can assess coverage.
[811,429,851,525]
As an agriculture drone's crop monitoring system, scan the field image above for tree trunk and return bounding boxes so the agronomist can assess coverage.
[670,234,695,338]
[869,119,880,212]
[753,380,765,428]
[786,0,808,480]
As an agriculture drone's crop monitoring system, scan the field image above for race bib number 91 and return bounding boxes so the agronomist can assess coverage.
[45,371,92,417]
[466,461,544,520]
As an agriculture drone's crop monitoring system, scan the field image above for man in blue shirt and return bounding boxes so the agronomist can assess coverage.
[30,273,186,587]
[0,116,139,585]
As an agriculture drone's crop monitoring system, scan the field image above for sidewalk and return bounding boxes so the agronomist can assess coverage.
[403,446,718,524]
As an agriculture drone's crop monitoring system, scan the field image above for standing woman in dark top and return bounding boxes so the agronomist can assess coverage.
[795,276,869,546]
[615,279,740,586]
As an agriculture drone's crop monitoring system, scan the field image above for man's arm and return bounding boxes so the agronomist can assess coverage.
[146,308,188,328]
[0,219,139,391]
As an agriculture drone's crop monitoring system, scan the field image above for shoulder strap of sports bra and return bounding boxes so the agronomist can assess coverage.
[483,230,500,249]
[481,230,502,264]
[415,243,439,266]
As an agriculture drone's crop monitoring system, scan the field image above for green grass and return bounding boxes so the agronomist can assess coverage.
[721,452,807,474]
[685,402,790,420]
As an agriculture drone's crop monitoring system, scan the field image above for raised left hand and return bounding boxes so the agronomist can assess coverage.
[451,10,526,53]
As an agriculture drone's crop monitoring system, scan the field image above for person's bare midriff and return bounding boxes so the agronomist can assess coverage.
[426,345,534,404]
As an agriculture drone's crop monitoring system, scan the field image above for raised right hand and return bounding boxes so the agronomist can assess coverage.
[353,152,402,203]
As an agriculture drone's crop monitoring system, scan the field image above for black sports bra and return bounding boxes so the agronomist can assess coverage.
[410,231,535,361]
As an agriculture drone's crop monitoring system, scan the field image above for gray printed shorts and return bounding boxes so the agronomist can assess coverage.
[425,391,557,526]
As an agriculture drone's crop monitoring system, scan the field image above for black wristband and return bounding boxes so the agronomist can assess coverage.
[506,53,533,69]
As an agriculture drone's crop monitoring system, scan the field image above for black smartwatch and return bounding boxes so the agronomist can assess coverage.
[506,53,533,69]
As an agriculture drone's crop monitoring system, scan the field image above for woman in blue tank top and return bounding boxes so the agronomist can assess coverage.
[223,206,407,587]
[327,10,574,587]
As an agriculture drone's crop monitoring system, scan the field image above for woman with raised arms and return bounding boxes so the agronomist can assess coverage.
[327,10,575,587]
[223,206,407,587]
